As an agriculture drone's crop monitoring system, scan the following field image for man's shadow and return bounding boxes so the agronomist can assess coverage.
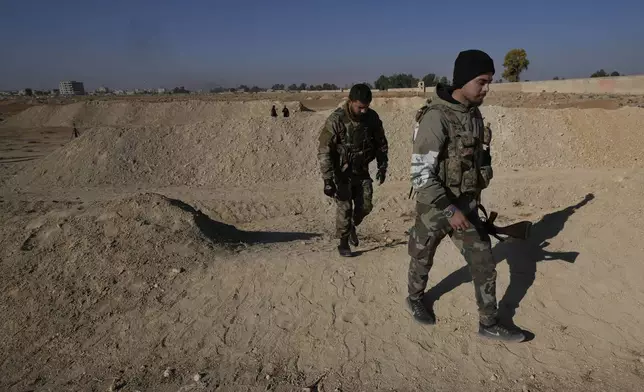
[424,193,595,339]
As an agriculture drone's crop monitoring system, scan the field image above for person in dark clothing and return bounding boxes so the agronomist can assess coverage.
[317,83,389,257]
[407,49,525,343]
[282,106,290,117]
[270,105,278,117]
[72,122,79,139]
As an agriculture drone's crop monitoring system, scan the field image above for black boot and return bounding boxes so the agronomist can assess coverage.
[406,297,436,325]
[349,225,359,247]
[478,322,525,342]
[338,237,352,257]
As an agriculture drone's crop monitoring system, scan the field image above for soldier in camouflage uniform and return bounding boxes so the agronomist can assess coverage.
[317,84,388,257]
[407,50,525,342]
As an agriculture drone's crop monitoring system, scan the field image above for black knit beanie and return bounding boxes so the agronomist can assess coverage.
[452,49,495,89]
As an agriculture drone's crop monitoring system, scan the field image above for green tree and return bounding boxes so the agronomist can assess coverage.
[288,83,298,91]
[502,48,530,82]
[610,71,620,77]
[389,73,418,88]
[553,76,560,80]
[298,83,307,91]
[374,74,419,90]
[249,86,262,93]
[590,69,608,78]
[438,76,449,85]
[374,75,390,90]
[422,73,438,87]
[237,85,249,92]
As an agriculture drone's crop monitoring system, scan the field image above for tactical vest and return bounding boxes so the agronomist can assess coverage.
[415,103,491,198]
[334,107,377,173]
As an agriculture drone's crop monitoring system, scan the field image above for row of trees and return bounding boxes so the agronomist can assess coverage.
[370,49,530,89]
[590,69,620,78]
[217,83,345,93]
[373,73,450,90]
[207,49,624,93]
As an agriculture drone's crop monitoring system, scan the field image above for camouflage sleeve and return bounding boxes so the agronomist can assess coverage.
[480,121,493,188]
[372,112,389,170]
[317,115,340,180]
[410,109,452,209]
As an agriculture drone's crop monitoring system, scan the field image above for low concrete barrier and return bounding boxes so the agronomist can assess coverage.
[492,75,644,95]
[221,75,644,96]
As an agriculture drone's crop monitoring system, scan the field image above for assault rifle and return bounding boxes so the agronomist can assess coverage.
[478,205,532,242]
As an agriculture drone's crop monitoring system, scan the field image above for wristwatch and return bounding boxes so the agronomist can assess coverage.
[443,205,457,219]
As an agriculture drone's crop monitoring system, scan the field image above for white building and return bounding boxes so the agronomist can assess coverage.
[59,81,85,95]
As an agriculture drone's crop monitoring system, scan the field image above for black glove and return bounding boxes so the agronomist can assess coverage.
[376,168,386,185]
[323,179,336,197]
[482,147,492,166]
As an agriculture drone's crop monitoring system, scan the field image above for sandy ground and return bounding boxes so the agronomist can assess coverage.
[1,93,644,392]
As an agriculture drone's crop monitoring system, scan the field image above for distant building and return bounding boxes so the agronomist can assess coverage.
[157,88,167,94]
[95,86,110,94]
[59,81,85,96]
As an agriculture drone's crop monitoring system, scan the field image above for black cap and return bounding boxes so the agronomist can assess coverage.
[452,49,495,88]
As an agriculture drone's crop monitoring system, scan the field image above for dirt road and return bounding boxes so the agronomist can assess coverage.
[1,95,643,391]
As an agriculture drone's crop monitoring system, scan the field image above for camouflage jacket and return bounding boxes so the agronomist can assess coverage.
[410,85,493,212]
[317,102,389,181]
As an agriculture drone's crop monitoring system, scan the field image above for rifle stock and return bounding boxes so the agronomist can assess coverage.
[480,207,532,241]
[493,220,532,240]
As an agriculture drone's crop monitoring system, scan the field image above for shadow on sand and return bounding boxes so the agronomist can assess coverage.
[168,198,320,245]
[424,193,595,340]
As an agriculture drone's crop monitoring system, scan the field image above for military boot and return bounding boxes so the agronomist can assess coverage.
[406,297,436,325]
[337,236,352,257]
[478,322,525,342]
[349,225,359,247]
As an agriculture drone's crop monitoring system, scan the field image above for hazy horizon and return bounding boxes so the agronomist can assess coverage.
[2,0,643,91]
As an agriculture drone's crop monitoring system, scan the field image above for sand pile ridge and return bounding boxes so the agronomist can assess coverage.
[8,99,644,190]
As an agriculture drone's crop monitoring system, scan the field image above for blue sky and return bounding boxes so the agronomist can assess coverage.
[1,0,643,90]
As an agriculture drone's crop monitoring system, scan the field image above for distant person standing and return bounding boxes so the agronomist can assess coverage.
[282,106,290,118]
[270,105,278,117]
[72,122,79,139]
[317,83,388,257]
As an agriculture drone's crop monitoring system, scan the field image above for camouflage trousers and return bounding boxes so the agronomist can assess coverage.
[407,202,498,325]
[334,178,373,238]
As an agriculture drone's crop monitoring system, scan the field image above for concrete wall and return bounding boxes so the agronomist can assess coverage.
[489,75,644,95]
[386,88,422,92]
[299,90,346,93]
[227,75,644,96]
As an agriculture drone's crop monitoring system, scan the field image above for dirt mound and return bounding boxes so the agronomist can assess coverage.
[10,100,644,190]
[0,193,224,384]
[3,100,307,128]
[3,95,644,391]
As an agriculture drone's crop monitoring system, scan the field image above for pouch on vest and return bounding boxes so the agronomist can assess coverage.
[457,131,476,160]
[483,122,492,146]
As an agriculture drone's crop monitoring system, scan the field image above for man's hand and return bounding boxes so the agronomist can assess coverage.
[375,168,386,185]
[445,205,470,231]
[323,179,336,197]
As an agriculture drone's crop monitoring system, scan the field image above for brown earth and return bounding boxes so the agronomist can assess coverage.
[1,93,644,392]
